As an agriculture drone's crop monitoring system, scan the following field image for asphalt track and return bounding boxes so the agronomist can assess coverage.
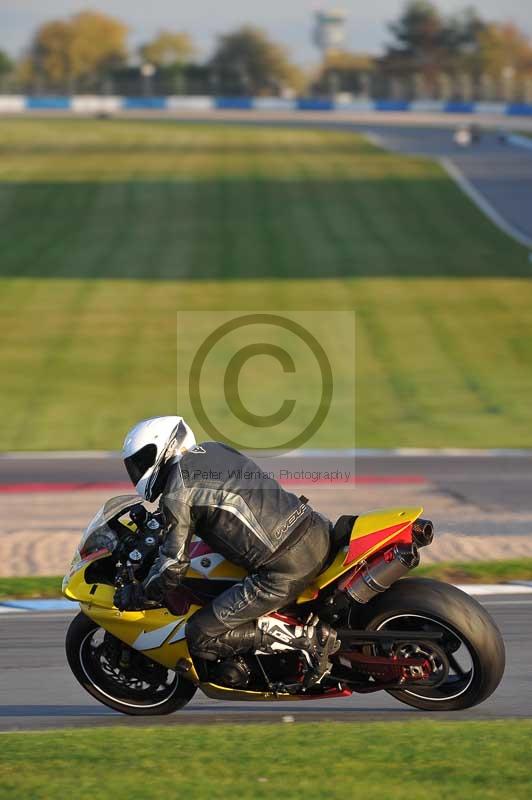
[354,124,532,243]
[0,595,528,731]
[2,451,532,511]
[1,453,531,727]
[1,453,531,728]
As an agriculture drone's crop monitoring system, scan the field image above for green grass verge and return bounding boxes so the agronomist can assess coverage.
[1,119,531,449]
[417,557,532,583]
[3,559,532,599]
[0,575,63,599]
[1,722,531,799]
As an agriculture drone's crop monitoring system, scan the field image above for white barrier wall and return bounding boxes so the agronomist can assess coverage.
[70,96,122,113]
[1,95,532,116]
[253,97,297,110]
[166,96,212,111]
[0,96,25,112]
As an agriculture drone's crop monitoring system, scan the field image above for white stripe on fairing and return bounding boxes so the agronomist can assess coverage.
[168,624,187,644]
[440,157,532,250]
[132,621,178,651]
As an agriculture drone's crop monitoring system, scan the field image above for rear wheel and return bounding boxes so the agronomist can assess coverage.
[354,578,505,711]
[66,612,197,716]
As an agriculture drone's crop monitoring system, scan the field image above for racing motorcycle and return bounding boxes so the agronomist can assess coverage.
[63,496,505,716]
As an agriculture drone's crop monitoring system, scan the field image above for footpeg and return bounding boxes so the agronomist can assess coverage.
[255,615,339,686]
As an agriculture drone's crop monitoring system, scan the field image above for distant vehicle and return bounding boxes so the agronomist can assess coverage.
[63,495,505,716]
[454,124,482,148]
[454,127,472,147]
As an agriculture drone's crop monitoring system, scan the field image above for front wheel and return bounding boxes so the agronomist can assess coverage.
[66,612,197,716]
[354,578,505,711]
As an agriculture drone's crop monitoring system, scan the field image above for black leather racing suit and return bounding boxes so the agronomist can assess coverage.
[143,442,331,661]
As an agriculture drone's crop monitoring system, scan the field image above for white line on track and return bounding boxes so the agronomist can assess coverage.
[481,600,532,606]
[0,450,118,460]
[0,612,77,620]
[507,134,532,152]
[454,584,532,595]
[440,156,532,250]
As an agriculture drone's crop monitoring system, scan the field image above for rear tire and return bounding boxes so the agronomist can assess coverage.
[66,612,197,716]
[355,578,505,711]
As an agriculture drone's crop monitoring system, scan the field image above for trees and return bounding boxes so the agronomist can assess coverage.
[379,1,447,94]
[313,51,374,96]
[0,49,13,90]
[388,0,445,61]
[139,31,195,67]
[210,26,303,96]
[381,1,532,100]
[138,31,196,95]
[477,23,532,80]
[380,1,489,97]
[22,11,127,90]
[0,49,13,78]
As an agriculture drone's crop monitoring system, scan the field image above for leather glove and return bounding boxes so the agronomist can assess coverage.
[114,582,147,611]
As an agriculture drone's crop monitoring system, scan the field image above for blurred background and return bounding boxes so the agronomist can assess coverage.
[0,0,531,102]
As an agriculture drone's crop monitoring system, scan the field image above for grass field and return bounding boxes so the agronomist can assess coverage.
[0,575,63,599]
[1,118,531,449]
[1,721,531,799]
[3,558,532,598]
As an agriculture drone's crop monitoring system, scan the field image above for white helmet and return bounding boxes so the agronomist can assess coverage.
[122,416,196,501]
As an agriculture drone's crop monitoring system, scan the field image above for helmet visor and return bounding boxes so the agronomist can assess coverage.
[124,443,157,486]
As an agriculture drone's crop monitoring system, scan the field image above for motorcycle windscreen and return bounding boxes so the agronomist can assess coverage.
[78,494,140,556]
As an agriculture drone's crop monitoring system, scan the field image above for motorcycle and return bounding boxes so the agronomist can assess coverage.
[63,495,505,716]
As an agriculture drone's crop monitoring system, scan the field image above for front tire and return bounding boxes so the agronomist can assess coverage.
[66,612,197,716]
[354,578,505,711]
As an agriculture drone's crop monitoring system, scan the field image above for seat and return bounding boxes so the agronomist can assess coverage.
[321,515,357,571]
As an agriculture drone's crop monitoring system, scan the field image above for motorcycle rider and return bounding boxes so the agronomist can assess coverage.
[115,415,339,685]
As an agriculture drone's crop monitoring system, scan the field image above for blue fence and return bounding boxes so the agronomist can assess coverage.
[215,97,254,110]
[296,98,335,111]
[374,100,410,112]
[444,101,476,113]
[122,96,168,110]
[507,103,532,116]
[26,96,72,110]
[8,96,532,116]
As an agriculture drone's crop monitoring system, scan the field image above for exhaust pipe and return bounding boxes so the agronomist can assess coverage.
[340,543,420,604]
[412,518,434,548]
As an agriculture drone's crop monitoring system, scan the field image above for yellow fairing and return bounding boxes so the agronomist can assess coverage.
[296,506,423,602]
[63,563,200,682]
[63,505,422,675]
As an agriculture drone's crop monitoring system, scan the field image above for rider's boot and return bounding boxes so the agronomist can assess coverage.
[254,614,339,687]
